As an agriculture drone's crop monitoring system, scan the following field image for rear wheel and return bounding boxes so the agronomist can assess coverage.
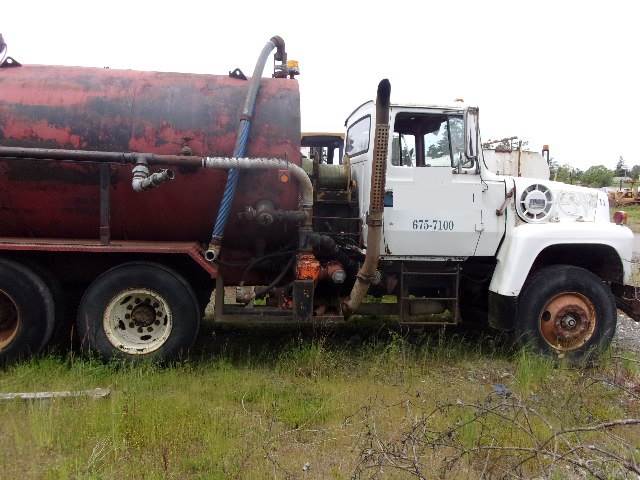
[516,265,616,362]
[76,262,200,362]
[0,259,55,363]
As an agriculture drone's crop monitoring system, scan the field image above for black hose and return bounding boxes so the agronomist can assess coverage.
[253,256,295,298]
[239,248,296,286]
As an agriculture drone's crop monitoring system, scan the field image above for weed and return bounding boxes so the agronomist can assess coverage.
[0,328,638,478]
[513,348,554,395]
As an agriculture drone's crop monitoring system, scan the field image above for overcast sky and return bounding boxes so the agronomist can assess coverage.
[3,0,638,170]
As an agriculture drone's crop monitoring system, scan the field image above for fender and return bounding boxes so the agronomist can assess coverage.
[489,222,633,297]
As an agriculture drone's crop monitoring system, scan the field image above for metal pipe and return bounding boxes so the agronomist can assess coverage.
[201,157,312,208]
[0,146,139,164]
[343,79,391,316]
[131,158,175,192]
[207,37,288,262]
[0,34,7,65]
[0,148,310,205]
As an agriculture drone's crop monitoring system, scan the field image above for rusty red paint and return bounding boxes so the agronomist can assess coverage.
[0,65,301,284]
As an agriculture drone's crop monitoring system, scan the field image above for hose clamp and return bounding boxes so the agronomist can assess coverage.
[366,214,383,227]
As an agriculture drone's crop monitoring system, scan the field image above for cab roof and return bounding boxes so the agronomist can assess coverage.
[344,100,467,126]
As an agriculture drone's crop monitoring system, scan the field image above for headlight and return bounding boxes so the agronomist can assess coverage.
[517,183,554,222]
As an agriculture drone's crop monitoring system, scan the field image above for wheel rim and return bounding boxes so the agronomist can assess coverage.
[538,292,597,352]
[103,288,173,355]
[0,289,20,351]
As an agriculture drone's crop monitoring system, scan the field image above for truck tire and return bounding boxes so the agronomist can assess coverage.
[0,259,55,364]
[516,265,616,362]
[76,262,201,362]
[20,261,74,351]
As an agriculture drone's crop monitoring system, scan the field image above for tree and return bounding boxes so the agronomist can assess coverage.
[630,165,640,180]
[581,165,614,187]
[615,156,628,177]
[549,160,583,184]
[426,117,464,160]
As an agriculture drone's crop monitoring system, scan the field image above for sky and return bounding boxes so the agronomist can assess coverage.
[2,0,639,170]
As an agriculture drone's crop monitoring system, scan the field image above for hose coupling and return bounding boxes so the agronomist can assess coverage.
[204,241,221,263]
[131,161,175,192]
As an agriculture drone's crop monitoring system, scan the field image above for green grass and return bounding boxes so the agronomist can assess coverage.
[626,205,640,232]
[0,324,638,479]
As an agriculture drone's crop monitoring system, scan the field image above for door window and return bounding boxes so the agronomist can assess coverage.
[392,113,464,168]
[345,116,371,157]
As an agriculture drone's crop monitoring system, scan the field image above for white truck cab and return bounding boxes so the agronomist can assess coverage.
[343,97,636,361]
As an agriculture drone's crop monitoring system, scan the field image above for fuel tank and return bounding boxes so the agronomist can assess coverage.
[0,65,301,247]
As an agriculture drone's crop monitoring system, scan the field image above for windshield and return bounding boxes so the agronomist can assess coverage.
[391,113,464,167]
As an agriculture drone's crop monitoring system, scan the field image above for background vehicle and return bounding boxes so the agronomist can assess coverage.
[0,35,637,363]
[301,132,344,165]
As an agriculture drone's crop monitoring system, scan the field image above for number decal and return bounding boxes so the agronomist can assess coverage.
[411,219,455,231]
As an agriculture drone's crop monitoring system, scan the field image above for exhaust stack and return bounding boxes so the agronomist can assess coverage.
[343,79,391,316]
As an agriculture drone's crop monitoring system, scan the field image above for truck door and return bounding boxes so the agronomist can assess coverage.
[383,111,483,257]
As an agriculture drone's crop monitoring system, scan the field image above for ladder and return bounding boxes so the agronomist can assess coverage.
[398,261,460,324]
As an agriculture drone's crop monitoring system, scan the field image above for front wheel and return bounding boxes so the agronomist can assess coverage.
[516,265,617,363]
[76,262,200,362]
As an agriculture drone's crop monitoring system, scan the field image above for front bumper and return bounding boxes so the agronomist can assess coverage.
[612,283,640,322]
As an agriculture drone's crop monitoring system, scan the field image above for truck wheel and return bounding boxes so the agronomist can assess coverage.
[76,262,200,362]
[20,261,73,351]
[517,265,616,362]
[0,259,55,363]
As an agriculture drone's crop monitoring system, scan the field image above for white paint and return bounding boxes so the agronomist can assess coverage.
[489,222,634,296]
[345,101,633,298]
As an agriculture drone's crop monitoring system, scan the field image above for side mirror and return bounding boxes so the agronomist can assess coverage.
[464,107,479,161]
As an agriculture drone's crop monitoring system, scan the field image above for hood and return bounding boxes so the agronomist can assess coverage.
[511,177,610,224]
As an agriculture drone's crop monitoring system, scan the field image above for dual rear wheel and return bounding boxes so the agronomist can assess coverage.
[0,259,55,364]
[0,260,201,364]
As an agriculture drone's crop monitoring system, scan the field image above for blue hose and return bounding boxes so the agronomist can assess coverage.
[208,38,286,256]
[211,120,250,240]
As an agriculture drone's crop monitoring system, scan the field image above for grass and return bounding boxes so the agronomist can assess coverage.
[1,322,639,479]
[626,205,640,232]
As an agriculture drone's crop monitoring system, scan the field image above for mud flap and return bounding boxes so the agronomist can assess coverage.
[488,291,518,331]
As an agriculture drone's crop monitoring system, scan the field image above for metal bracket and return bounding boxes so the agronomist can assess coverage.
[496,187,515,216]
[228,68,247,80]
[0,32,20,69]
[292,280,314,321]
[99,163,111,245]
[366,214,383,227]
[0,57,20,68]
[612,283,640,322]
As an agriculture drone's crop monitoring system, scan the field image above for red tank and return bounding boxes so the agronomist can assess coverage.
[0,65,301,249]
